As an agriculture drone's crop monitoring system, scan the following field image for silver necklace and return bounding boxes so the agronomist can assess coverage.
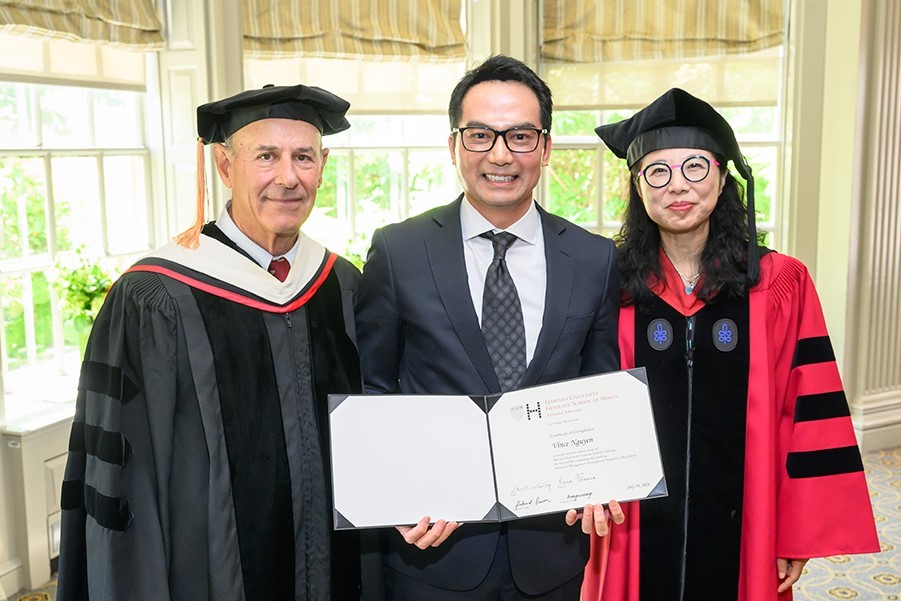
[676,269,701,294]
[663,248,701,294]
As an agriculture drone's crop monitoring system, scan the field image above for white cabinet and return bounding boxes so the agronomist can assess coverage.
[3,418,71,590]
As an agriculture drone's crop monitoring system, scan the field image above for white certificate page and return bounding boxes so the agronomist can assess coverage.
[489,369,666,519]
[329,394,498,528]
[328,369,665,529]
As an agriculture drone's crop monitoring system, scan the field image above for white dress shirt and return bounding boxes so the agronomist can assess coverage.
[460,198,547,365]
[215,201,300,268]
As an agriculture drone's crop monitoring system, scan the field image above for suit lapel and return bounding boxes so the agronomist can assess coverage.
[425,196,500,392]
[522,207,573,387]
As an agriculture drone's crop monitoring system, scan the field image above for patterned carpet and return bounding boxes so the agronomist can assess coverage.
[794,446,901,600]
[7,448,899,601]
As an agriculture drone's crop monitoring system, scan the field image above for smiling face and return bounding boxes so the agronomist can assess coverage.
[635,147,726,243]
[448,80,551,229]
[213,118,328,255]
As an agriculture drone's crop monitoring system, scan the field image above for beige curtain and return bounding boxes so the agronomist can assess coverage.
[244,0,465,61]
[0,0,163,50]
[542,0,784,62]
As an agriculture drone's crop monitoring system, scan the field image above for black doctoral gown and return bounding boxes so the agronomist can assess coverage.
[57,224,362,601]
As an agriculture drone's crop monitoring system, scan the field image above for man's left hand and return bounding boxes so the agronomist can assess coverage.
[565,500,624,536]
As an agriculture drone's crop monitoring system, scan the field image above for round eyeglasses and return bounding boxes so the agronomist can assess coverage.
[639,155,720,188]
[452,126,548,153]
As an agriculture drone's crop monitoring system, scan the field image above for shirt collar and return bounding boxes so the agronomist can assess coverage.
[215,201,301,268]
[460,197,541,245]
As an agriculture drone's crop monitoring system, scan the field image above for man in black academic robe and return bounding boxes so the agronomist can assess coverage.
[57,84,363,601]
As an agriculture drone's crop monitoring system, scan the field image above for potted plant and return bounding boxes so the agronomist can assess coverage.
[52,249,115,358]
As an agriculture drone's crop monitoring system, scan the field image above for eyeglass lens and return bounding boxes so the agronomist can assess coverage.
[459,127,542,153]
[642,155,713,188]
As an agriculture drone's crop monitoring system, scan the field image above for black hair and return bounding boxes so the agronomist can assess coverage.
[448,55,553,131]
[616,158,760,308]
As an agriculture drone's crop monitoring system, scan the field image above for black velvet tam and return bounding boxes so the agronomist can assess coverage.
[595,88,749,181]
[197,84,351,143]
[596,87,760,282]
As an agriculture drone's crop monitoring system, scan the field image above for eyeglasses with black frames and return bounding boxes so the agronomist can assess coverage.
[639,155,721,188]
[451,126,548,153]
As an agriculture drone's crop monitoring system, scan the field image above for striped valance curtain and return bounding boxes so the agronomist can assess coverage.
[0,0,163,50]
[542,0,784,62]
[244,0,465,61]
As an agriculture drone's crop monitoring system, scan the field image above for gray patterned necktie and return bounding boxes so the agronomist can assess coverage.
[480,231,527,392]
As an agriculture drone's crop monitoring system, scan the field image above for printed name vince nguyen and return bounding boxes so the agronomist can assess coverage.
[552,437,594,449]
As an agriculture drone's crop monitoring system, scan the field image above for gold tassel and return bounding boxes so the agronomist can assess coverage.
[174,137,207,249]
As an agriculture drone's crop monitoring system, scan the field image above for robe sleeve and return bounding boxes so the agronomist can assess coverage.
[766,256,880,558]
[57,271,181,600]
[582,305,641,601]
[332,254,362,347]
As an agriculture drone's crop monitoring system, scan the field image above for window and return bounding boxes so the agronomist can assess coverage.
[0,34,155,425]
[541,47,785,246]
[311,115,460,266]
[244,57,467,265]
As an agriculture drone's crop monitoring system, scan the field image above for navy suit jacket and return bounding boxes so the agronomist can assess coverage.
[355,196,620,595]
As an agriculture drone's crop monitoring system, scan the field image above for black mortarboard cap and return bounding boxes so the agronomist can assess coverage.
[176,84,350,249]
[197,83,351,143]
[595,88,759,282]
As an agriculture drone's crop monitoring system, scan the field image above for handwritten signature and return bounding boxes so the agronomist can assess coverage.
[515,496,552,510]
[565,491,593,502]
[558,472,598,486]
[510,481,552,496]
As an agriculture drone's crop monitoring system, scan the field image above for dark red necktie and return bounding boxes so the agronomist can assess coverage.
[268,257,290,282]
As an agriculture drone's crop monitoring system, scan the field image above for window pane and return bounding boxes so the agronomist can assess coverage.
[40,85,93,148]
[742,146,778,226]
[52,157,102,254]
[0,272,51,369]
[719,106,777,137]
[354,151,402,235]
[308,152,355,260]
[554,110,602,137]
[340,115,449,148]
[94,90,145,147]
[545,149,598,226]
[104,155,150,253]
[603,150,632,226]
[341,116,397,147]
[409,151,457,218]
[1,274,27,368]
[31,271,53,355]
[0,156,49,259]
[0,83,38,148]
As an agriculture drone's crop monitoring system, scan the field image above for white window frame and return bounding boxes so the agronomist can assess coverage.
[0,39,161,427]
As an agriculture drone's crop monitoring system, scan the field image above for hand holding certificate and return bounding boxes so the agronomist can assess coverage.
[328,368,666,529]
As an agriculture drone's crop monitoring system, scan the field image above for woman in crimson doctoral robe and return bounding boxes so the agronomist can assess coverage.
[582,88,880,601]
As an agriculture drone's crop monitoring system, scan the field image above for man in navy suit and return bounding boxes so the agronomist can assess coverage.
[355,55,623,601]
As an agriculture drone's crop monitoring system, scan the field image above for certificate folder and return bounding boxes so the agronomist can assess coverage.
[328,368,666,530]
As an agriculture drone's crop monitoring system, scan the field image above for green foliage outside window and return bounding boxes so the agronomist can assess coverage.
[1,273,53,369]
[0,157,51,259]
[51,250,115,356]
[0,154,109,365]
[546,148,598,224]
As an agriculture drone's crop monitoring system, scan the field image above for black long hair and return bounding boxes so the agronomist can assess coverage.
[616,158,759,309]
